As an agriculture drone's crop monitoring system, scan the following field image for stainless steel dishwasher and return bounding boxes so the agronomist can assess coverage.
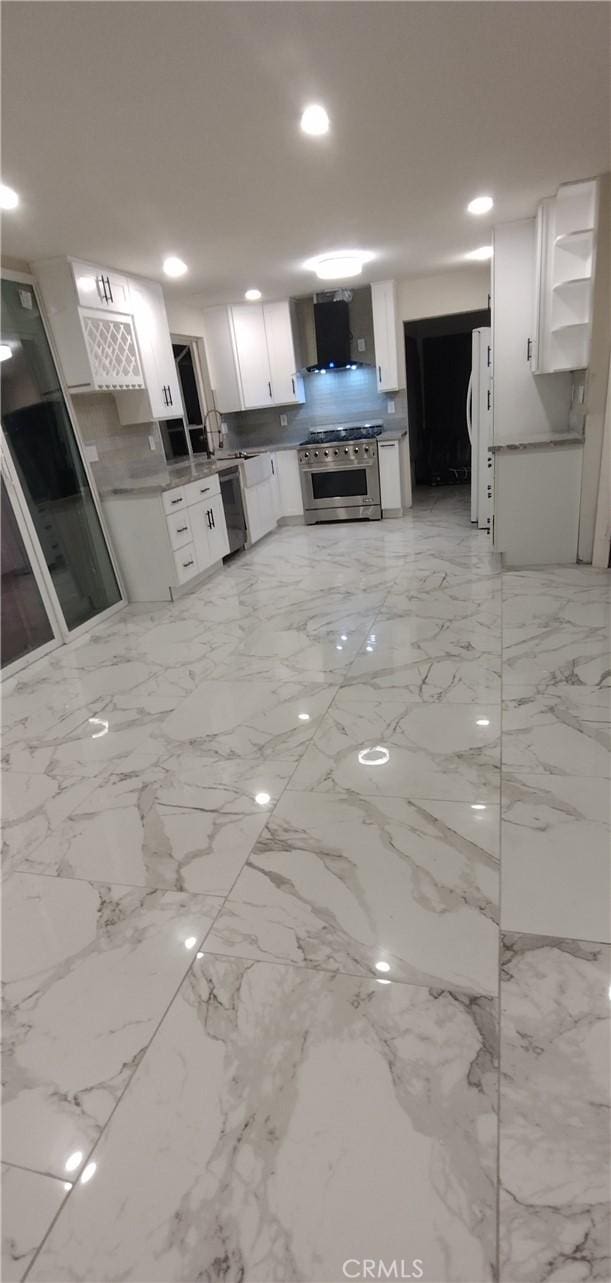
[219,467,247,555]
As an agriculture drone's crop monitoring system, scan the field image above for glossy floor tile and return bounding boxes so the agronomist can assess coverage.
[29,957,498,1283]
[499,933,611,1282]
[2,491,609,1283]
[501,775,611,942]
[1,1163,67,1282]
[205,791,499,993]
[2,872,221,1178]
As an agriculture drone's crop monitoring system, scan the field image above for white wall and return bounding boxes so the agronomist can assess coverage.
[397,267,490,322]
[578,171,610,562]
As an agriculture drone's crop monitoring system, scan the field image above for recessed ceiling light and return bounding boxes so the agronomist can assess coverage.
[467,195,494,216]
[300,104,330,136]
[0,184,19,210]
[304,250,374,281]
[162,256,188,278]
[465,246,493,261]
[244,288,262,302]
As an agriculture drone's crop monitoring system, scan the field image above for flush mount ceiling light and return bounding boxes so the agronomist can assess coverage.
[244,288,262,301]
[304,250,374,281]
[300,103,330,136]
[465,246,493,261]
[467,195,494,216]
[162,256,188,278]
[0,184,19,210]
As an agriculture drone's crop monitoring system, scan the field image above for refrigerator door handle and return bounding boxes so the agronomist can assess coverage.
[466,370,473,444]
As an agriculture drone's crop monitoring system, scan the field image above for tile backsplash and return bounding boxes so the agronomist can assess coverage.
[223,366,407,450]
[71,393,165,488]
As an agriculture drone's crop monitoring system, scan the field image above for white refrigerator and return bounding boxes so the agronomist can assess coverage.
[466,326,493,529]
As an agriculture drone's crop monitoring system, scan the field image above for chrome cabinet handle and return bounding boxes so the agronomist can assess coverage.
[291,377,295,395]
[170,497,183,505]
[183,559,194,568]
[268,381,272,398]
[176,524,188,533]
[378,365,382,382]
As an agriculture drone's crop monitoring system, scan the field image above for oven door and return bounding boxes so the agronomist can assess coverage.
[301,459,380,511]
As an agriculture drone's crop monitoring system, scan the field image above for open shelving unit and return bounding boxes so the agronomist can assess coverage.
[548,180,598,372]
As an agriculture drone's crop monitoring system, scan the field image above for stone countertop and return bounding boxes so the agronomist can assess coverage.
[219,426,409,455]
[97,456,240,498]
[491,434,585,454]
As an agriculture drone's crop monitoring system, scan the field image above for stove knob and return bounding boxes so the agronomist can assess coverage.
[344,447,349,454]
[354,446,359,454]
[334,448,339,456]
[324,449,329,457]
[314,450,319,457]
[303,451,309,459]
[364,445,369,454]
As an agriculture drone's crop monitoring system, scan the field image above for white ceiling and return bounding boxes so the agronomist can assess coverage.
[2,2,609,306]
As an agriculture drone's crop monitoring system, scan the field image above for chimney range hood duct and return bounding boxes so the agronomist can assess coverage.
[307,299,358,372]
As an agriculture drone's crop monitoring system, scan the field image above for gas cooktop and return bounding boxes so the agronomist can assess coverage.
[299,425,383,446]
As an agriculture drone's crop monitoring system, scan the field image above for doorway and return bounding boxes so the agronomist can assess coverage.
[159,337,209,462]
[404,308,490,488]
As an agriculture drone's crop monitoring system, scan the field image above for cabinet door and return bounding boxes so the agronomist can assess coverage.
[207,492,230,562]
[202,307,242,412]
[492,220,571,444]
[231,305,273,409]
[71,260,131,312]
[378,441,402,510]
[371,281,402,392]
[190,499,213,573]
[275,451,303,517]
[128,278,183,421]
[263,302,305,405]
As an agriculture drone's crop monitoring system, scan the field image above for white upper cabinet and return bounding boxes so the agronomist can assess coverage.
[530,177,599,374]
[71,260,131,312]
[263,301,305,406]
[115,278,183,424]
[203,300,305,412]
[231,304,273,408]
[493,219,571,445]
[371,280,405,392]
[34,256,144,393]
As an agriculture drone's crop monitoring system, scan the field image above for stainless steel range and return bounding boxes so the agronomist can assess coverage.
[298,424,382,524]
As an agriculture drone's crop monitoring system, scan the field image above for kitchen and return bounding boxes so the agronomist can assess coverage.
[1,5,610,1283]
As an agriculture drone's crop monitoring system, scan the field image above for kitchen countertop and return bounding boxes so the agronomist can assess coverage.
[97,456,240,498]
[98,427,409,497]
[491,434,584,454]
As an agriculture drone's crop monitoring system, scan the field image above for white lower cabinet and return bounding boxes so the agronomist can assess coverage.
[244,477,277,545]
[101,471,229,601]
[191,491,229,572]
[378,441,402,511]
[274,451,304,519]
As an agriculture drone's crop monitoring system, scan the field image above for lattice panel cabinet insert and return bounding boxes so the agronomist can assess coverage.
[80,310,144,390]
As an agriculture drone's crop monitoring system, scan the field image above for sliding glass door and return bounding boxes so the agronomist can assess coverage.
[1,474,60,672]
[1,274,122,657]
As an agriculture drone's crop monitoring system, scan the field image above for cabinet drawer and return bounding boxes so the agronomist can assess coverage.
[166,508,192,550]
[173,542,198,584]
[162,486,187,515]
[185,474,220,507]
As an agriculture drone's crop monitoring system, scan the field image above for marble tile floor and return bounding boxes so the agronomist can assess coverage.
[1,487,609,1283]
